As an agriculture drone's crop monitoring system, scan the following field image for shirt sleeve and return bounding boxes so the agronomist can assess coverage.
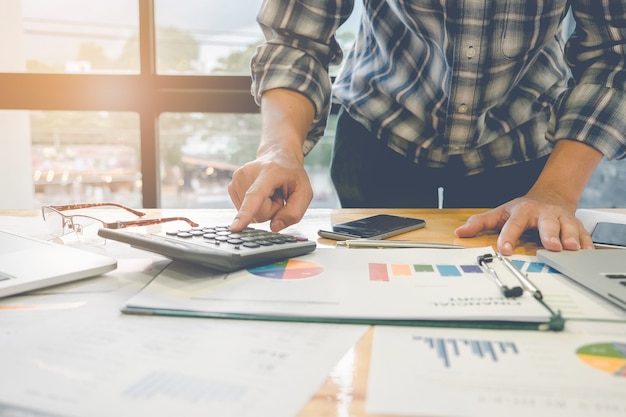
[550,1,626,160]
[251,0,353,153]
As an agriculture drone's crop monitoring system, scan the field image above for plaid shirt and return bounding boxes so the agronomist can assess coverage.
[251,0,626,173]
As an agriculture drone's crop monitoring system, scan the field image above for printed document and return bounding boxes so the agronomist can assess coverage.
[0,301,367,417]
[123,247,624,329]
[367,323,626,417]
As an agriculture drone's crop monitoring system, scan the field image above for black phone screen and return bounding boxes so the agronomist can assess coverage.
[320,214,426,240]
[591,222,626,248]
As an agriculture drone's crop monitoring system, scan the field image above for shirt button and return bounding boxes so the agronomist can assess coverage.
[457,103,468,113]
[466,46,476,58]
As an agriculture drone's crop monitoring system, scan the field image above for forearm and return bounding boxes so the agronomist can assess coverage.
[528,139,603,208]
[258,88,316,162]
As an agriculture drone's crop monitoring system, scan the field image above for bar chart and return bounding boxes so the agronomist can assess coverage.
[412,335,519,368]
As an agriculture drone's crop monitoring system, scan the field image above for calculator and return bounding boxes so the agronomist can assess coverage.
[98,225,317,272]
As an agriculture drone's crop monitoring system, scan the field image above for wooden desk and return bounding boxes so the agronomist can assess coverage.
[313,208,540,254]
[1,207,621,417]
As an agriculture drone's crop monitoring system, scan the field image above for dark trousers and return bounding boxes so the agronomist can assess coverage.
[330,109,548,208]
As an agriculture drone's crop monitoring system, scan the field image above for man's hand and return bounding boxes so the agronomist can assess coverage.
[454,190,595,255]
[228,150,313,232]
[228,88,316,233]
[455,139,603,255]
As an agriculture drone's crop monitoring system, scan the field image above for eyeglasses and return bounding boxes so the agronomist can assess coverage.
[42,203,199,244]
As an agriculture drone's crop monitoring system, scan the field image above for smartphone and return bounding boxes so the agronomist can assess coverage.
[591,222,626,248]
[318,214,426,240]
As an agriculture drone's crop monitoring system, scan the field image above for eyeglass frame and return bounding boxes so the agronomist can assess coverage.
[41,203,199,238]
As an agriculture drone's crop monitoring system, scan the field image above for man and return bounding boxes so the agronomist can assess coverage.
[228,1,626,255]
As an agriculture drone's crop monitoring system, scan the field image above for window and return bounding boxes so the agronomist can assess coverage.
[158,113,339,209]
[1,0,621,210]
[155,0,263,76]
[18,0,140,74]
[0,0,359,210]
[30,111,141,205]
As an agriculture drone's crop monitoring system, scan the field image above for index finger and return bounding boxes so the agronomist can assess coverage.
[229,176,284,232]
[496,212,533,256]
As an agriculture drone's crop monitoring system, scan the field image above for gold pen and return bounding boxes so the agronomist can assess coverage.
[336,240,464,249]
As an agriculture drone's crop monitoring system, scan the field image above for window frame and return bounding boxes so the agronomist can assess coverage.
[0,0,258,208]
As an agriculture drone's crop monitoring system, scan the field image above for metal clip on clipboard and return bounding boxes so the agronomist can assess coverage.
[477,252,564,331]
[477,253,524,298]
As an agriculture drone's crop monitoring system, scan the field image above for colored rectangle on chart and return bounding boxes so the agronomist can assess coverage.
[369,263,389,282]
[391,264,412,276]
[512,259,554,273]
[460,265,482,273]
[526,262,544,273]
[436,265,461,277]
[511,260,525,270]
[413,264,434,273]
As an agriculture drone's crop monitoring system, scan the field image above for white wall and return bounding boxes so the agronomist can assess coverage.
[0,0,35,209]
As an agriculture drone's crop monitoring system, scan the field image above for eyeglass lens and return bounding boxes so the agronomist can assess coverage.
[42,206,66,238]
[42,207,104,243]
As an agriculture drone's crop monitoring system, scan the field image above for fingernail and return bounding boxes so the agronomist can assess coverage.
[272,220,285,231]
[550,236,565,250]
[502,242,513,255]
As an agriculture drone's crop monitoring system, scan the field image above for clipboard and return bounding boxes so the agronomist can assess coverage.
[122,247,567,331]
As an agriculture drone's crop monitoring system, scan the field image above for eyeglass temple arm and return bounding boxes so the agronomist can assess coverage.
[103,217,200,229]
[48,203,146,217]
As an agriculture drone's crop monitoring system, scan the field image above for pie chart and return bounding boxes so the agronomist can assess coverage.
[248,259,323,279]
[576,342,626,376]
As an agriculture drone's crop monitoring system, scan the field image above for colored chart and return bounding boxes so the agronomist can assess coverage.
[510,259,558,274]
[368,262,483,281]
[413,335,519,368]
[248,259,323,280]
[576,343,626,376]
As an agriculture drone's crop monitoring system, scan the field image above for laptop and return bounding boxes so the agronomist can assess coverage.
[537,248,626,311]
[0,229,117,298]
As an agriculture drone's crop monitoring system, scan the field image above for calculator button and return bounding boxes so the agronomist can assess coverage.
[167,224,311,252]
